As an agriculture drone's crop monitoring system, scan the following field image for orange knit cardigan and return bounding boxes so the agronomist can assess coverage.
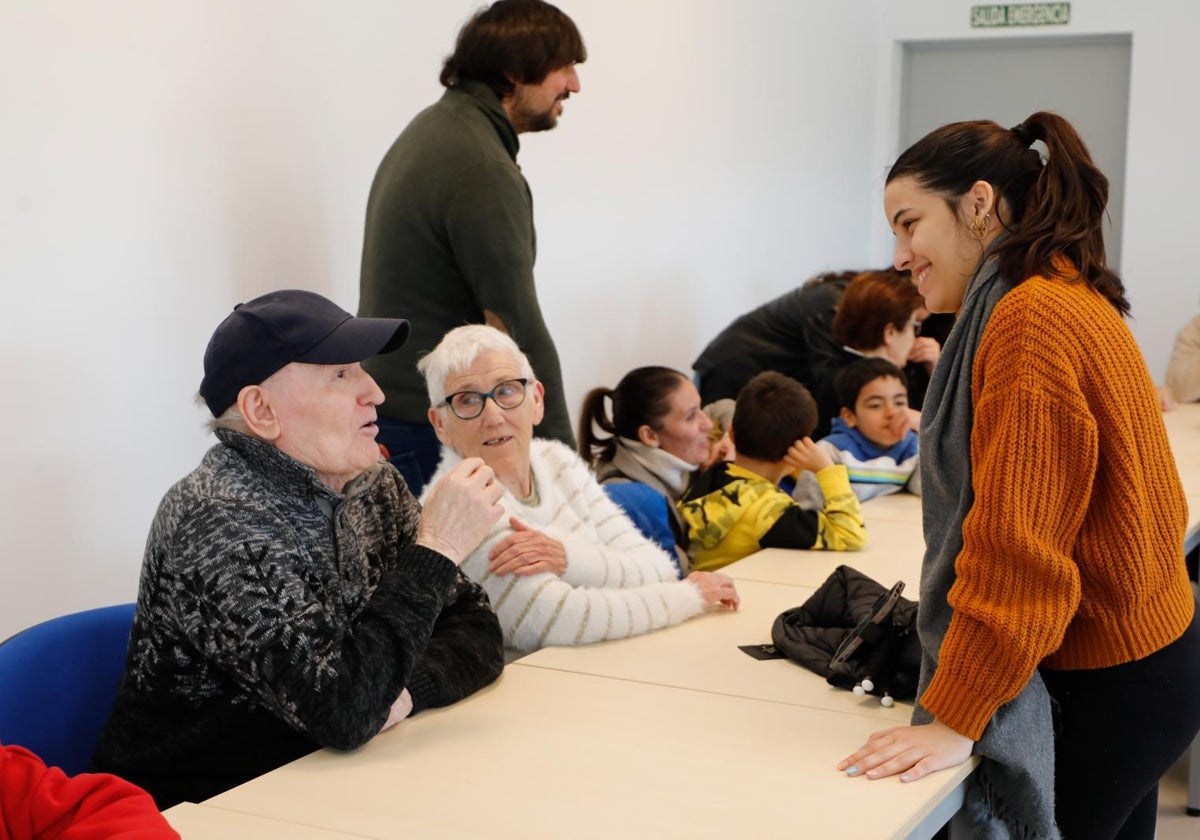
[920,272,1194,741]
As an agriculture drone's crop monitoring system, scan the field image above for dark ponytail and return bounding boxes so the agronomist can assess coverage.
[578,367,689,468]
[887,110,1128,316]
[578,386,619,465]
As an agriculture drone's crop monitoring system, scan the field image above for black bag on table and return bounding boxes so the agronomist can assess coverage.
[770,564,921,701]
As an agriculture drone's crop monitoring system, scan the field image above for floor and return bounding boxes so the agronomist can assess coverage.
[1156,752,1198,839]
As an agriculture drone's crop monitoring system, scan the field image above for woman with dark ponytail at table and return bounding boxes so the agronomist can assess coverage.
[837,111,1200,840]
[580,367,728,567]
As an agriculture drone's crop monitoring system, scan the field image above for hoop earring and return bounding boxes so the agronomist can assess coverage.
[969,212,990,241]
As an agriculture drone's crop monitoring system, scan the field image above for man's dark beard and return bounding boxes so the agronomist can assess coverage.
[523,111,558,132]
[514,96,565,133]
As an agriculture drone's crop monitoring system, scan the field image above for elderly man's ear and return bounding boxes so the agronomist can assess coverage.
[237,385,282,441]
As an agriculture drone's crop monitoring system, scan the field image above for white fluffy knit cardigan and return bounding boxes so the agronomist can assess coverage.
[422,439,705,652]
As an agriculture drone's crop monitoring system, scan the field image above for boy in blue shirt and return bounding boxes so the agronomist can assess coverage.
[792,357,920,509]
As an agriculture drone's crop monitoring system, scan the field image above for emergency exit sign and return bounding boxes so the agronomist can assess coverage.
[971,3,1070,27]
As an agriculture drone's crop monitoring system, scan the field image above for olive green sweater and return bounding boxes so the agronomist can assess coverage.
[358,81,574,446]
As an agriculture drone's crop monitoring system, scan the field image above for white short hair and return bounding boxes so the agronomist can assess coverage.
[417,324,536,408]
[197,391,250,435]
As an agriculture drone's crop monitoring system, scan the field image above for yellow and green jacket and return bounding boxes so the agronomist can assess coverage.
[678,462,865,571]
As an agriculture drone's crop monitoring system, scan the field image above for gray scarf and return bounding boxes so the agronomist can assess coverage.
[915,253,1059,839]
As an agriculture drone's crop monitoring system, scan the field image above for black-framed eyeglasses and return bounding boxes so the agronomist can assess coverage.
[440,378,530,420]
[911,319,923,336]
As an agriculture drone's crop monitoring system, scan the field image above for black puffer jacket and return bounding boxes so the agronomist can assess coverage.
[771,565,920,700]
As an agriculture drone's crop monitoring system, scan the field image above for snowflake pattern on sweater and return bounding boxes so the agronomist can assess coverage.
[92,430,502,807]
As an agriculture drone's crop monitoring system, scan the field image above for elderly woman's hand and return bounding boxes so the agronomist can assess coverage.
[686,571,740,611]
[417,457,505,565]
[488,518,568,577]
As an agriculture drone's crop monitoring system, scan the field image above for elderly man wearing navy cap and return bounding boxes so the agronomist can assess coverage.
[92,290,506,808]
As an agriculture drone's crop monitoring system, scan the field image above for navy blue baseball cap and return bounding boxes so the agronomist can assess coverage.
[199,289,409,416]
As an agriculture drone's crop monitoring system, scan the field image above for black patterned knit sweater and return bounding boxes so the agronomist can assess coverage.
[92,429,503,807]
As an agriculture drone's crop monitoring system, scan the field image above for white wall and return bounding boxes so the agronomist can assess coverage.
[3,2,1192,639]
[0,1,884,639]
[870,0,1200,378]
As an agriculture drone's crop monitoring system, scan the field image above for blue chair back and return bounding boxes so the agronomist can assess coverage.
[0,603,136,775]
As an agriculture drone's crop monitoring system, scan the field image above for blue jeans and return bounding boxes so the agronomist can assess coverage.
[376,417,442,497]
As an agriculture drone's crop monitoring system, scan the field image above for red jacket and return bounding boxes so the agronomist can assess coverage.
[0,745,178,840]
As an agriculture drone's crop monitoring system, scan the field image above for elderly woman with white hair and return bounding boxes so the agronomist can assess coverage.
[419,324,740,654]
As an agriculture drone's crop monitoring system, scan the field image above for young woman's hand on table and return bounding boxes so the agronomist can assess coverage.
[837,720,973,782]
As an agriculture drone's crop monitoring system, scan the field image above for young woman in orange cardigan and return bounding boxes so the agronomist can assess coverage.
[837,111,1200,840]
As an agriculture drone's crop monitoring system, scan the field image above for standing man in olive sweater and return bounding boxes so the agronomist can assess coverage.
[358,0,585,494]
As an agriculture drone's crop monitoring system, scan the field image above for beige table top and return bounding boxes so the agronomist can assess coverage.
[519,577,912,722]
[208,664,971,840]
[162,801,373,839]
[726,516,926,592]
[857,490,923,523]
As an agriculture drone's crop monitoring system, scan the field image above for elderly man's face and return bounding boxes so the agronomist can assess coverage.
[429,349,544,483]
[266,362,385,493]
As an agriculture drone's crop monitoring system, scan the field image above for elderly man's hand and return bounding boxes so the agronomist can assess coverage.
[379,689,414,733]
[488,518,568,577]
[686,571,740,611]
[417,458,505,565]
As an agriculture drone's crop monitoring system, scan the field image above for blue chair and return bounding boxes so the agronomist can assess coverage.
[602,482,681,575]
[0,603,136,775]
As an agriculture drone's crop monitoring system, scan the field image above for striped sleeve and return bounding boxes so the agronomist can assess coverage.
[542,443,680,588]
[460,534,704,652]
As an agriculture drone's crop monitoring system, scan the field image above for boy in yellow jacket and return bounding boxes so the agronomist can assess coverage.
[678,371,866,571]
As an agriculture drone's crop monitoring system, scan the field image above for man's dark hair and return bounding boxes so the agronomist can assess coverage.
[834,358,908,414]
[440,0,587,99]
[731,372,818,461]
